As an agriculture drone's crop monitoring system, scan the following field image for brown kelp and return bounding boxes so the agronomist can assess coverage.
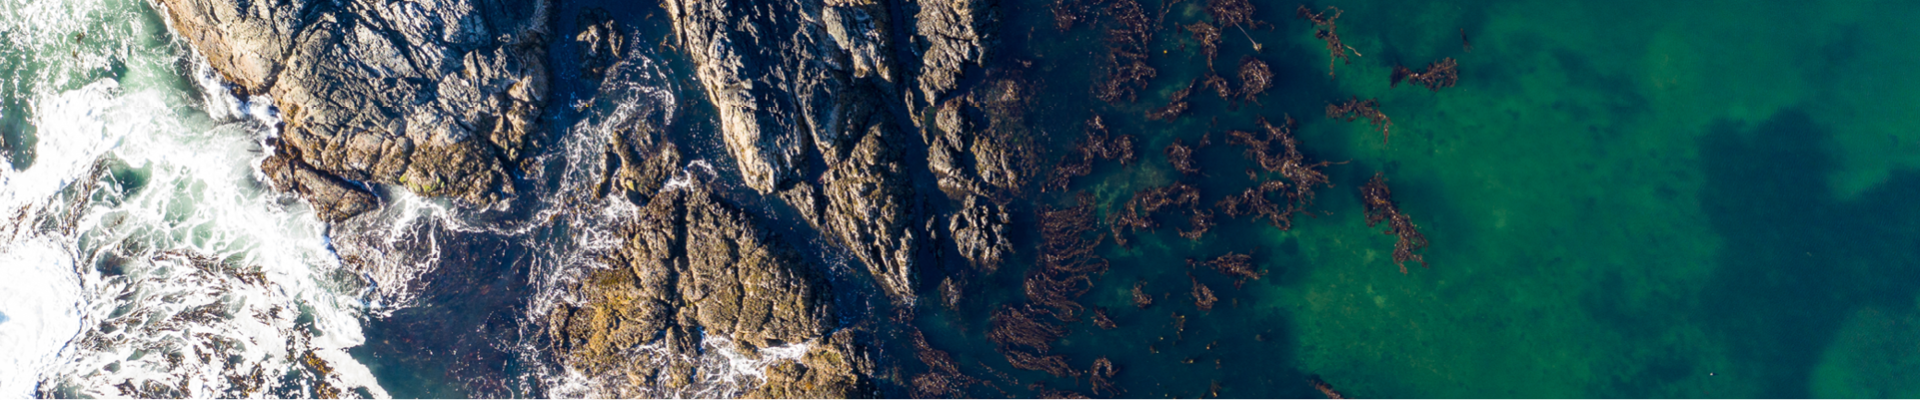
[1089,357,1120,396]
[1326,97,1393,144]
[1191,276,1219,311]
[1238,56,1273,102]
[1223,115,1336,224]
[1044,116,1137,192]
[1148,78,1197,122]
[1391,57,1459,92]
[1207,0,1265,51]
[1109,182,1201,248]
[1132,280,1155,309]
[1360,172,1430,273]
[1196,251,1264,287]
[1296,5,1350,78]
[1307,374,1348,399]
[1094,0,1159,104]
[1188,22,1223,69]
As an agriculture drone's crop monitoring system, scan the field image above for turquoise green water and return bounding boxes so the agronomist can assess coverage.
[913,0,1920,397]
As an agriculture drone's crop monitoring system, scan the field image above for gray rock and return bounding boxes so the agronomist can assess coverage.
[911,0,997,110]
[158,0,551,218]
[662,0,897,193]
[259,141,376,222]
[948,194,1010,275]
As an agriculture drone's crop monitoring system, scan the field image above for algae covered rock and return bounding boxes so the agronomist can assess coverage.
[547,186,855,395]
[822,123,923,304]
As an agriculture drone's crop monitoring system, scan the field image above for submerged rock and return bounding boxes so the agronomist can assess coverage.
[548,187,862,395]
[159,0,552,219]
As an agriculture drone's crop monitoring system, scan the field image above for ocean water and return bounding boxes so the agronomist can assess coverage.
[3,0,1920,398]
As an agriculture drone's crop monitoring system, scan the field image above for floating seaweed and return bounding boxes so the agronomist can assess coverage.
[1391,57,1459,92]
[1238,56,1273,102]
[1360,171,1430,273]
[1216,180,1297,230]
[1092,307,1119,330]
[910,327,979,398]
[1207,0,1265,51]
[1179,209,1215,240]
[1196,251,1264,287]
[1187,22,1223,69]
[989,304,1068,354]
[1296,5,1350,78]
[1006,349,1081,378]
[1148,78,1198,122]
[1165,138,1201,175]
[1089,357,1120,396]
[1132,280,1155,309]
[1191,276,1219,311]
[1223,115,1337,228]
[1094,0,1159,104]
[1044,117,1138,192]
[1109,182,1201,248]
[1307,374,1348,399]
[1202,73,1235,102]
[1050,0,1101,31]
[1326,97,1393,144]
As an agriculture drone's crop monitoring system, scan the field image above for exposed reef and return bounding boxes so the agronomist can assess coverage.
[158,0,552,220]
[546,187,865,396]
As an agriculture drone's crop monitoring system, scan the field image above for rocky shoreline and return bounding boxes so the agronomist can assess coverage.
[160,0,1013,396]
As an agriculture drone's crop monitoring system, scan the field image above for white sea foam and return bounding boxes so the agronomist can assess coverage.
[0,0,389,396]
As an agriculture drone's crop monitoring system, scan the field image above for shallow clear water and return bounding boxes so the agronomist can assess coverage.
[4,0,1920,398]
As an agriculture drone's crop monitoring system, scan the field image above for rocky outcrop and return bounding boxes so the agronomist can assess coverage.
[948,194,1010,275]
[923,75,1038,199]
[821,124,922,303]
[911,0,998,110]
[548,187,851,395]
[742,329,876,398]
[661,0,897,193]
[159,0,551,219]
[259,140,376,222]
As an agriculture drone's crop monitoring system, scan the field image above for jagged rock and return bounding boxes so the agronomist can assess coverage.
[662,0,895,193]
[821,125,921,304]
[742,329,876,398]
[948,194,1010,275]
[259,140,375,222]
[912,0,998,109]
[574,8,623,79]
[158,0,551,218]
[599,123,680,205]
[923,77,1038,199]
[548,187,843,395]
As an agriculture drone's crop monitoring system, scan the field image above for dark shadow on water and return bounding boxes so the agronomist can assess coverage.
[1690,108,1920,398]
[352,228,536,399]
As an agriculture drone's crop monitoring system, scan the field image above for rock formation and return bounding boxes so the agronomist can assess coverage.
[159,0,552,221]
[661,0,897,193]
[547,186,867,396]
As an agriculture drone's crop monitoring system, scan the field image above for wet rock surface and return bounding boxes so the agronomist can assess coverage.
[546,186,858,396]
[159,0,552,218]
